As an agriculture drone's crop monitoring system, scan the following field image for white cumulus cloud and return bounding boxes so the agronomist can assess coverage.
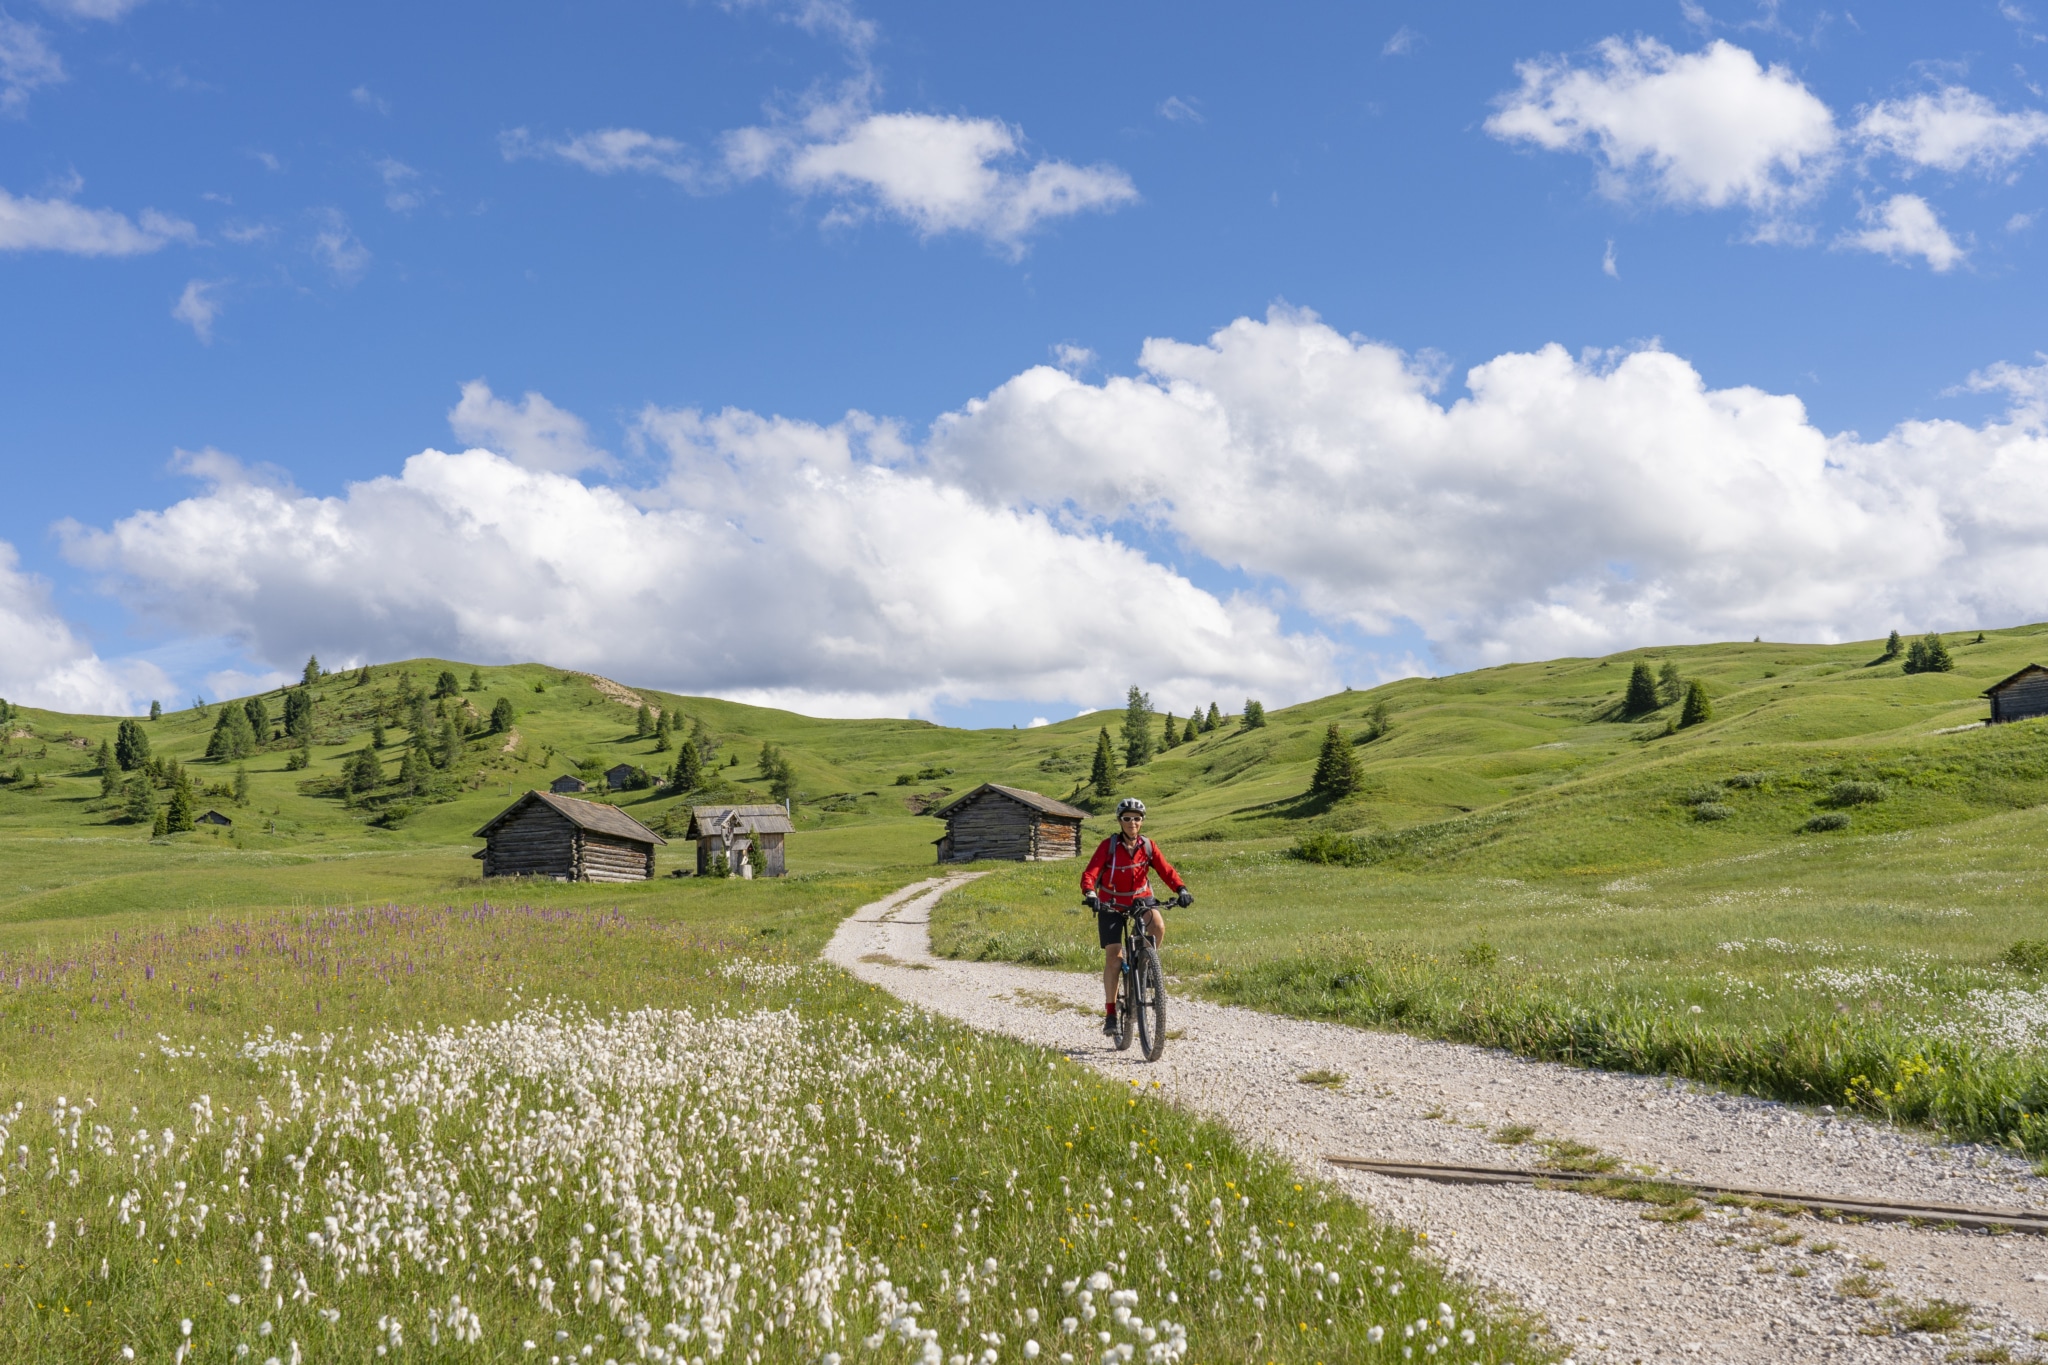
[1839,193,1967,271]
[1856,86,2048,174]
[1487,37,1837,214]
[171,279,224,342]
[0,16,63,115]
[308,207,369,281]
[0,540,168,715]
[500,126,701,186]
[0,185,194,254]
[448,380,613,474]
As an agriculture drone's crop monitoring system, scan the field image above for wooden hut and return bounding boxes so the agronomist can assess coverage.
[684,804,793,878]
[1985,664,2048,724]
[605,762,642,790]
[930,783,1086,863]
[473,790,665,882]
[549,774,588,794]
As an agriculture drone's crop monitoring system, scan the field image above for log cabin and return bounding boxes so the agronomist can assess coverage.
[1985,664,2048,724]
[473,789,664,882]
[930,783,1087,863]
[684,805,793,877]
[549,775,588,794]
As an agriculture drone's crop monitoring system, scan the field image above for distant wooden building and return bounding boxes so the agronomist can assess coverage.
[684,804,794,878]
[930,783,1087,863]
[605,763,639,790]
[1985,664,2048,724]
[473,790,665,882]
[549,775,588,794]
[196,809,232,828]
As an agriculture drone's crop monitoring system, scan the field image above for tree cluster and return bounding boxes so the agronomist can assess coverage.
[1241,699,1266,730]
[1901,633,1955,674]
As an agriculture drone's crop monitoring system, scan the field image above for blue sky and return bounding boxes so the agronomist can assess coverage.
[6,1,2048,724]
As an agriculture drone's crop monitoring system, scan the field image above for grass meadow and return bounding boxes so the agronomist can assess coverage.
[0,887,1545,1365]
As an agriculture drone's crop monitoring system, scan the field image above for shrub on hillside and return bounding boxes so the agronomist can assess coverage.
[1677,787,1721,805]
[1691,802,1732,822]
[1725,771,1769,789]
[1805,812,1851,832]
[1294,831,1370,865]
[1828,780,1888,806]
[2001,940,2048,974]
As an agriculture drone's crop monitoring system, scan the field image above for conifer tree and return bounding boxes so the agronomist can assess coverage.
[372,722,388,749]
[233,766,250,805]
[124,775,156,825]
[302,655,321,687]
[490,698,515,734]
[149,700,162,721]
[1308,722,1362,799]
[207,703,257,761]
[1363,700,1392,741]
[467,668,483,691]
[636,704,655,738]
[1907,633,1954,673]
[1120,686,1154,769]
[1241,699,1266,730]
[115,717,150,771]
[433,670,460,699]
[164,775,196,833]
[1162,712,1180,749]
[1680,679,1714,728]
[689,717,716,765]
[671,736,704,791]
[1624,661,1660,716]
[283,688,314,741]
[1090,727,1116,800]
[99,765,119,801]
[346,746,383,794]
[436,717,463,769]
[1182,716,1198,744]
[94,738,114,775]
[356,665,372,687]
[1204,702,1221,732]
[397,745,423,796]
[244,694,270,740]
[1882,630,1904,660]
[1656,661,1685,707]
[653,714,672,752]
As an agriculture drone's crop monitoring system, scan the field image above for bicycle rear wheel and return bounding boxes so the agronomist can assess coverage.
[1114,959,1137,1051]
[1133,942,1166,1062]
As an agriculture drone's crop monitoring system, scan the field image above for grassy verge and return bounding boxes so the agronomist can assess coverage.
[0,892,1549,1364]
[929,813,2048,1153]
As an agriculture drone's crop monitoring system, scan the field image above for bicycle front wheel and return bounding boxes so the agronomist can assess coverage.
[1114,963,1137,1051]
[1133,942,1166,1062]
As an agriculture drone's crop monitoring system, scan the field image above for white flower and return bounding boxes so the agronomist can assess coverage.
[1024,1343,1040,1359]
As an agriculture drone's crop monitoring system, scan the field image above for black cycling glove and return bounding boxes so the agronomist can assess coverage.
[1082,893,1100,912]
[1176,889,1193,908]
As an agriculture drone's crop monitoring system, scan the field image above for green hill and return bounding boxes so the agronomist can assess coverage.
[0,627,2041,932]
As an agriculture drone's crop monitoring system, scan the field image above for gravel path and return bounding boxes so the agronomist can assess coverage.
[825,876,2048,1365]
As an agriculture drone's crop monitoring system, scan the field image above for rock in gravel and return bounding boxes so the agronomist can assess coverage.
[826,875,2048,1365]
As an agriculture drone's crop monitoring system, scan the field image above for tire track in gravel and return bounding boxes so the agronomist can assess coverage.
[825,876,2048,1365]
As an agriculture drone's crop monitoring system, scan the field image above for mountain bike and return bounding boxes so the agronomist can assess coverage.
[1107,898,1168,1062]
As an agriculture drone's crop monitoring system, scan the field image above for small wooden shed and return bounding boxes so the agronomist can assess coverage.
[196,809,232,828]
[605,763,640,790]
[549,775,588,794]
[930,783,1087,863]
[684,804,793,877]
[474,790,665,882]
[1985,664,2048,724]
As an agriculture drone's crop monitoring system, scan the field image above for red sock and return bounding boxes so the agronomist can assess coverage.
[1105,1004,1116,1016]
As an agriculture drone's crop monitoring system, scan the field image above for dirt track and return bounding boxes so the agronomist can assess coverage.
[826,875,2048,1365]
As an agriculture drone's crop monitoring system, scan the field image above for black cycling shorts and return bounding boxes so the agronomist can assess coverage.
[1096,904,1156,949]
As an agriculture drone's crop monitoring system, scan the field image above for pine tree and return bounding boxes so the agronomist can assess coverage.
[689,717,716,766]
[148,700,162,721]
[490,698,515,734]
[653,714,672,752]
[767,751,795,803]
[1204,702,1221,732]
[1161,712,1180,749]
[1908,633,1954,673]
[232,766,250,805]
[1364,700,1391,741]
[206,703,257,761]
[99,766,119,801]
[1680,679,1714,728]
[1882,630,1904,660]
[1308,722,1362,799]
[372,722,388,749]
[671,737,704,791]
[94,738,114,775]
[164,775,196,833]
[636,704,655,738]
[244,694,270,740]
[467,668,483,691]
[356,665,372,687]
[302,655,321,687]
[1241,699,1266,730]
[1120,686,1154,768]
[115,717,151,771]
[1090,728,1116,800]
[397,746,423,796]
[1656,661,1685,707]
[747,838,766,876]
[436,717,463,769]
[346,746,383,794]
[1624,662,1660,716]
[1182,716,1198,744]
[433,670,460,699]
[283,688,314,741]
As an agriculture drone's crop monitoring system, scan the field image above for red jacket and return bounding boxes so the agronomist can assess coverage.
[1080,835,1185,908]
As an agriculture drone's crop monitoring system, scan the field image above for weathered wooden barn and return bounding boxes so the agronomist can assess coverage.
[473,790,665,882]
[549,775,588,794]
[930,784,1087,863]
[1985,664,2048,724]
[684,804,793,877]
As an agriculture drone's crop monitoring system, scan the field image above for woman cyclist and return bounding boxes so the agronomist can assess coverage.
[1080,798,1192,1036]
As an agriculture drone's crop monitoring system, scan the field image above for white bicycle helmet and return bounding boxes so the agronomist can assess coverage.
[1115,797,1147,817]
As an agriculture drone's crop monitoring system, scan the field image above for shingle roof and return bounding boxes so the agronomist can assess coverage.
[686,804,795,837]
[1983,663,2048,697]
[930,783,1088,822]
[473,789,667,844]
